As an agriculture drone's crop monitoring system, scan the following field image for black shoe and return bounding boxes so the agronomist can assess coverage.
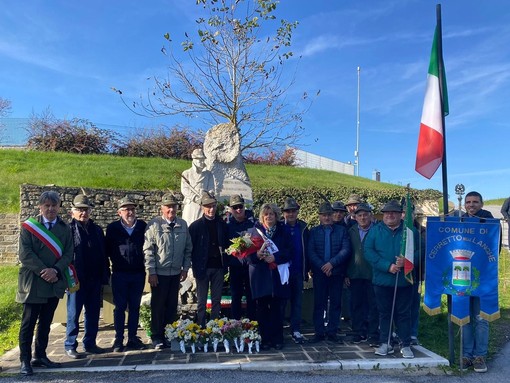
[327,334,339,343]
[352,334,367,344]
[311,334,326,343]
[84,345,106,354]
[65,349,84,359]
[274,343,284,350]
[368,338,380,347]
[126,336,146,350]
[20,361,33,376]
[113,339,124,352]
[31,356,61,368]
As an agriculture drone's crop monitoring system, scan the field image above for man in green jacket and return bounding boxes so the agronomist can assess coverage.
[364,200,418,359]
[17,191,73,375]
[346,203,379,346]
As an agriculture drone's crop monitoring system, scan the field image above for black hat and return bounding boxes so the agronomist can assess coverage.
[354,203,372,214]
[381,200,403,213]
[318,202,333,215]
[332,201,348,212]
[283,197,300,211]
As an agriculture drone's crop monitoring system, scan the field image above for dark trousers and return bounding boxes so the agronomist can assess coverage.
[410,280,421,338]
[373,284,412,347]
[112,271,146,341]
[350,278,379,340]
[65,281,102,350]
[229,264,255,320]
[312,272,343,336]
[196,268,225,328]
[19,298,59,362]
[256,295,283,346]
[150,274,180,342]
[281,272,304,333]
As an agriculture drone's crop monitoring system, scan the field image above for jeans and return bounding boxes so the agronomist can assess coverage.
[463,296,489,358]
[196,268,225,328]
[150,274,180,342]
[229,263,255,320]
[112,271,146,341]
[281,272,304,333]
[312,272,343,336]
[373,284,412,347]
[350,278,379,340]
[65,281,102,351]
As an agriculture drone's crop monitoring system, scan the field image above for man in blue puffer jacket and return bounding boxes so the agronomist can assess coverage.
[308,202,351,343]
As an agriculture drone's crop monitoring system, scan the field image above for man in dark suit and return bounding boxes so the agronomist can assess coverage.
[17,191,73,375]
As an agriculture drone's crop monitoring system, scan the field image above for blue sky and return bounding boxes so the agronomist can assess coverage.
[1,0,510,201]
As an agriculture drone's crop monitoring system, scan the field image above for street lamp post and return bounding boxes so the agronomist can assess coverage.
[455,184,465,217]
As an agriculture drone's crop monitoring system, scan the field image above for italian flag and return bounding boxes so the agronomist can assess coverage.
[401,191,415,284]
[415,26,449,179]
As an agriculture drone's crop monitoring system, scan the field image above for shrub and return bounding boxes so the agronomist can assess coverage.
[26,113,118,154]
[244,148,296,166]
[115,127,202,159]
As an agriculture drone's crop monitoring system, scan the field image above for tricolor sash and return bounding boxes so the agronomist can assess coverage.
[23,218,80,293]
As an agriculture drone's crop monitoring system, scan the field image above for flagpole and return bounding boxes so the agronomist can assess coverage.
[436,4,448,215]
[435,3,455,365]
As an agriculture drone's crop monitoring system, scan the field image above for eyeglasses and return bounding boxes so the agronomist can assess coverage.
[231,205,244,210]
[120,207,136,212]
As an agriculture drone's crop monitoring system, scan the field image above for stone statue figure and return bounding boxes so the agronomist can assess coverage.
[181,148,215,225]
[203,122,253,204]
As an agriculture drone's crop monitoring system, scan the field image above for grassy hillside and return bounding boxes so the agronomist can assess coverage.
[0,148,403,213]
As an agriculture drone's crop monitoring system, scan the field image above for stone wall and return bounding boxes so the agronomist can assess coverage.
[0,213,20,264]
[0,184,172,265]
[20,184,170,228]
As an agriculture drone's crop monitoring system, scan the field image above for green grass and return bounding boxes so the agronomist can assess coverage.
[0,148,401,213]
[0,265,21,355]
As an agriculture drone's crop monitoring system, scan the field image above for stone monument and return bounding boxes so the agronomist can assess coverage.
[180,148,215,225]
[202,122,253,206]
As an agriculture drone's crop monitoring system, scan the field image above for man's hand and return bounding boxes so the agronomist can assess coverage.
[40,268,58,283]
[180,270,188,282]
[148,274,159,287]
[321,262,333,277]
[344,277,351,287]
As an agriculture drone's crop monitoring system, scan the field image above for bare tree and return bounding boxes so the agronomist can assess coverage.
[114,0,315,152]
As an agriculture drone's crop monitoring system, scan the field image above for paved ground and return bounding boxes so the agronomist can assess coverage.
[0,319,448,375]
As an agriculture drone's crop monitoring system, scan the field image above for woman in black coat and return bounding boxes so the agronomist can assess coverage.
[248,203,291,350]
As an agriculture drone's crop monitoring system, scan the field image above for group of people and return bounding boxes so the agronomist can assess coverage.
[16,189,494,375]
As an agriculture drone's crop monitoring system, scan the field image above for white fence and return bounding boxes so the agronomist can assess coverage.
[292,147,354,175]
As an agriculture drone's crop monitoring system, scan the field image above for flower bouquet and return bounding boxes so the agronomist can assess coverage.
[197,328,212,352]
[226,229,265,259]
[166,319,201,353]
[240,319,260,353]
[206,318,225,352]
[221,319,242,353]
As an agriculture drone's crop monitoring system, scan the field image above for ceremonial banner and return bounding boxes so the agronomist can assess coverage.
[424,216,500,325]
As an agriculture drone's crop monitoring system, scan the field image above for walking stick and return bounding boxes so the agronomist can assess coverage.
[386,269,400,348]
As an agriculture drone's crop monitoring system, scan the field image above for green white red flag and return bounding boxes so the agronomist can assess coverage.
[400,192,415,284]
[415,25,449,179]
